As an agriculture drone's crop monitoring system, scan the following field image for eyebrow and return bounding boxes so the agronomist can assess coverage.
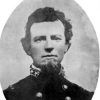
[33,36,46,41]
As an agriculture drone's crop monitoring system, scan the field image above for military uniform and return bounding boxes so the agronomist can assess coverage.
[3,65,94,100]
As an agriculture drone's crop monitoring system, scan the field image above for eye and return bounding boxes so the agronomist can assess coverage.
[54,37,62,40]
[33,36,46,42]
[51,35,62,41]
[34,38,41,42]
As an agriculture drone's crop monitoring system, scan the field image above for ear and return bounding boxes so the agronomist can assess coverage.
[21,38,31,56]
[64,43,71,54]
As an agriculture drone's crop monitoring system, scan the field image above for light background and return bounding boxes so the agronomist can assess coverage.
[0,0,99,99]
[0,0,99,91]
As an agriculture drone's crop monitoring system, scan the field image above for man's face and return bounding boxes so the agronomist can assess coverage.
[30,20,69,67]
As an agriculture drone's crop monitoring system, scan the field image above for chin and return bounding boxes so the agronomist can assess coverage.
[38,60,61,75]
[41,59,58,66]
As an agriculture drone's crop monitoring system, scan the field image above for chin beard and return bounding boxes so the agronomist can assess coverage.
[38,61,61,76]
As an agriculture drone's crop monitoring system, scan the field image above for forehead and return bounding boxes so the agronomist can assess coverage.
[30,20,65,37]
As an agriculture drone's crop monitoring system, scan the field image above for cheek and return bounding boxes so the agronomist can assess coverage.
[30,46,40,58]
[56,45,66,57]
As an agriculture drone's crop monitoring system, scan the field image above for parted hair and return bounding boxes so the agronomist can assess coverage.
[21,7,73,55]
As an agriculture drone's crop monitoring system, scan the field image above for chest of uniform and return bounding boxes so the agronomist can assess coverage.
[4,76,92,100]
[25,79,73,100]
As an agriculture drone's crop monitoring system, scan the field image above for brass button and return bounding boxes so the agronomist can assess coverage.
[36,92,42,98]
[65,96,71,100]
[62,84,68,90]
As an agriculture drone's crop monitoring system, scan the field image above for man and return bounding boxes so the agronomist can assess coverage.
[3,7,94,100]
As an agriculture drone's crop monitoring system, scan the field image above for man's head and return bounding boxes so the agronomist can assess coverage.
[21,7,73,69]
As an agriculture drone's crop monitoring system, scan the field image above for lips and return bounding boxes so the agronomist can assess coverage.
[42,55,57,58]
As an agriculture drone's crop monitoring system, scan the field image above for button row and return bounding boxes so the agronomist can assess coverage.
[36,92,71,100]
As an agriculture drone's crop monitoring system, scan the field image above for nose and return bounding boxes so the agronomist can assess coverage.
[45,48,54,53]
[44,39,54,53]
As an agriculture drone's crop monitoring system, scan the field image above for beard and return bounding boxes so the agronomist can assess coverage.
[37,60,61,77]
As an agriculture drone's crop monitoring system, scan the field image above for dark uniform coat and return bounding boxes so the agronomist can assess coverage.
[3,69,94,100]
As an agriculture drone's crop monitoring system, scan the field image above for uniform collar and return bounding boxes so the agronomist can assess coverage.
[30,64,65,77]
[30,64,41,77]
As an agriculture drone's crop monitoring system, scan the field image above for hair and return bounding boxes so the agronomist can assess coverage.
[21,7,73,55]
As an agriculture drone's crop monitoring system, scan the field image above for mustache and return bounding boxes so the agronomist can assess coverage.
[42,55,57,58]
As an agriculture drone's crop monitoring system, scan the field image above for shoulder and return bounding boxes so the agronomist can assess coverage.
[4,75,34,90]
[3,75,36,99]
[64,78,94,100]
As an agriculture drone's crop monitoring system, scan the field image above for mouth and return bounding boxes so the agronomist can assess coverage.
[42,55,57,58]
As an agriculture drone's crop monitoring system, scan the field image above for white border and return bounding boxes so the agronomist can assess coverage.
[0,0,99,100]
